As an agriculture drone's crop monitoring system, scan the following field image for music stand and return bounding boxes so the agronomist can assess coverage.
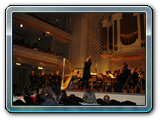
[134,78,142,94]
[121,75,133,93]
[108,73,115,92]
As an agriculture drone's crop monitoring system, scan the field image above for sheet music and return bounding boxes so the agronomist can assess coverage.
[108,73,115,79]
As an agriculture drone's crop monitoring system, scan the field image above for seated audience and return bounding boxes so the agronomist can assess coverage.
[121,100,136,105]
[97,98,108,105]
[13,86,27,105]
[41,87,62,105]
[103,95,110,104]
[13,84,19,102]
[109,99,122,105]
[28,88,38,104]
[52,51,55,55]
[39,83,52,100]
[79,90,99,105]
[46,48,51,54]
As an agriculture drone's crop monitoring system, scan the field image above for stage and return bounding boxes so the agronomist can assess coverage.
[66,90,145,105]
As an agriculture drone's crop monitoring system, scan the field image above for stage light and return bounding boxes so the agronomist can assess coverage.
[16,63,21,66]
[33,66,35,68]
[19,23,23,28]
[38,38,41,40]
[56,19,58,22]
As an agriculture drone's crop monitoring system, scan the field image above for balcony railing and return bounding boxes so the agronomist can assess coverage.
[13,44,63,67]
[27,13,71,34]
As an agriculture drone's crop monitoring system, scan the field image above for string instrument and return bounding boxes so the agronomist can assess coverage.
[61,58,73,90]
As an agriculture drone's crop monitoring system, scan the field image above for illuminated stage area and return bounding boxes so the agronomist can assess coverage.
[66,90,145,105]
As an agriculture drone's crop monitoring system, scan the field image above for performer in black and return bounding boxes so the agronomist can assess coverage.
[49,71,54,86]
[53,71,61,88]
[29,70,38,87]
[82,56,92,89]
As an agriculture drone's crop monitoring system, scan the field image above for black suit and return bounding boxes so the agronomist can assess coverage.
[120,68,131,85]
[82,58,92,89]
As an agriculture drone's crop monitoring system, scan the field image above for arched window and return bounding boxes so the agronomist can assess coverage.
[120,13,138,45]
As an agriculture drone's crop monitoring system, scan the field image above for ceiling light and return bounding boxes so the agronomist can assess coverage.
[16,63,21,66]
[38,67,43,70]
[19,23,23,28]
[45,31,50,34]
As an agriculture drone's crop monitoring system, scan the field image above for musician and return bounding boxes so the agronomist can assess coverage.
[114,69,124,92]
[53,71,61,88]
[99,73,108,91]
[38,72,45,88]
[138,68,145,90]
[67,69,79,90]
[130,67,139,87]
[49,71,54,86]
[82,56,92,89]
[29,70,38,87]
[138,68,145,80]
[120,63,131,85]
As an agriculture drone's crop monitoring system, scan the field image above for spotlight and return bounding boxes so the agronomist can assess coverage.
[19,23,23,28]
[38,38,41,40]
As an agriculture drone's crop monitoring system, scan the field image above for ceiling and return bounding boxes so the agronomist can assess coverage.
[13,19,70,44]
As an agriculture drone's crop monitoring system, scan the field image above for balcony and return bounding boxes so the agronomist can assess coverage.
[13,44,63,68]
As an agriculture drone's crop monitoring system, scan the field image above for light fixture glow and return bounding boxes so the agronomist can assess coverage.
[38,67,43,70]
[45,31,50,34]
[19,24,23,28]
[16,63,21,66]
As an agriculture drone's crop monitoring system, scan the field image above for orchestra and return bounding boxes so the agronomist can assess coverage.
[29,61,145,94]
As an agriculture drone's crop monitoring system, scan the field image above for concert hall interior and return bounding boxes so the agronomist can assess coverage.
[12,13,145,105]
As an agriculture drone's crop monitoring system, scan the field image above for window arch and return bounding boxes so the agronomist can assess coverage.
[120,13,138,45]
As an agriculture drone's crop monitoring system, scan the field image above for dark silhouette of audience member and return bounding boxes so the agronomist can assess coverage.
[41,87,62,105]
[46,48,51,54]
[103,95,110,104]
[28,88,38,104]
[13,87,27,105]
[79,90,99,105]
[39,83,52,100]
[29,70,38,87]
[121,100,136,105]
[53,71,61,88]
[109,99,122,105]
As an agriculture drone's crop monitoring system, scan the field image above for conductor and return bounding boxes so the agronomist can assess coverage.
[82,56,92,89]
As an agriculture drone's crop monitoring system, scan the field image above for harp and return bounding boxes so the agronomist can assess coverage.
[60,58,73,90]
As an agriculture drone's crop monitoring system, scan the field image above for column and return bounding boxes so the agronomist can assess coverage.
[112,20,114,51]
[136,13,141,41]
[102,17,108,51]
[133,13,141,46]
[100,57,111,74]
[117,13,123,51]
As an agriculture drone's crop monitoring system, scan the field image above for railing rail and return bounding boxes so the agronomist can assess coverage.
[13,44,63,66]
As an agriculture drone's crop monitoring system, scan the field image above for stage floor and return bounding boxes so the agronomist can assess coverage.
[66,90,145,105]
